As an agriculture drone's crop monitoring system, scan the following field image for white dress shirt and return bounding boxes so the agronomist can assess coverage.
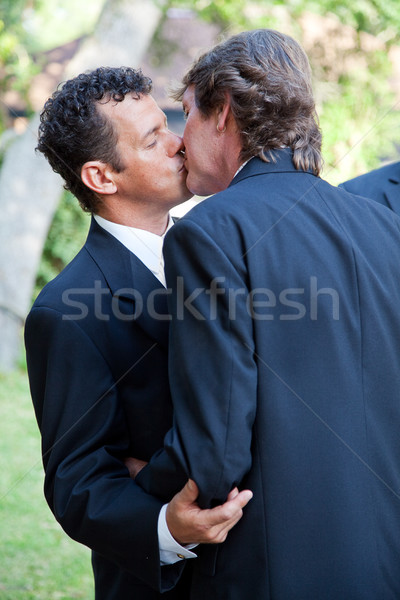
[94,214,196,565]
[94,214,173,286]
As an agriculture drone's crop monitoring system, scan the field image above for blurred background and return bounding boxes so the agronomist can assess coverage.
[1,0,399,597]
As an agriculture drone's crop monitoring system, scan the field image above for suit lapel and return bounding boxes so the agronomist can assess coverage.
[128,252,170,347]
[85,218,169,347]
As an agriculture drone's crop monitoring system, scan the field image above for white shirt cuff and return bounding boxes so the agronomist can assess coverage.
[157,504,198,565]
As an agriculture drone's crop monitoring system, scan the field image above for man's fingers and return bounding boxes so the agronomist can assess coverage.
[226,487,239,501]
[175,478,199,504]
[204,489,253,528]
[202,493,253,543]
[205,491,253,543]
[124,457,148,479]
[166,484,253,546]
[234,489,253,508]
[214,513,246,543]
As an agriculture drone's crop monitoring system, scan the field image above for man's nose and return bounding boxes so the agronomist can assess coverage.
[167,131,185,156]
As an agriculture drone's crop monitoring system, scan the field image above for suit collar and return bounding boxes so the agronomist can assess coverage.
[85,218,169,346]
[384,162,400,214]
[230,148,316,187]
[85,217,136,295]
[387,162,400,185]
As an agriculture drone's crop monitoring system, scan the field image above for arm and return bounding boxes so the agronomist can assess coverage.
[137,219,258,508]
[25,306,180,592]
[25,304,250,589]
[125,457,252,548]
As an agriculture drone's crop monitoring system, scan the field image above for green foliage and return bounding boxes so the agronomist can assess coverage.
[34,191,91,299]
[319,49,399,183]
[296,0,400,42]
[187,0,249,29]
[23,0,105,53]
[0,0,39,100]
[0,370,93,599]
[163,0,400,183]
[0,0,104,132]
[166,0,400,42]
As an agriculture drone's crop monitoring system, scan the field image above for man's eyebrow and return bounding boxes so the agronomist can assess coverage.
[141,114,168,141]
[141,125,159,140]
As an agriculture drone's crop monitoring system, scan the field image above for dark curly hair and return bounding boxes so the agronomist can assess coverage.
[37,66,152,213]
[172,29,322,176]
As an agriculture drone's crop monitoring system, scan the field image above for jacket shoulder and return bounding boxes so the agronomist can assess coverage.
[31,246,96,311]
[341,161,400,196]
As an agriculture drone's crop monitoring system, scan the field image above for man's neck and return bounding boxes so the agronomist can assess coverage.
[96,205,170,236]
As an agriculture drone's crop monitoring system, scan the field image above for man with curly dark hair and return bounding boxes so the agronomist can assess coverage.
[24,66,252,600]
[133,30,400,599]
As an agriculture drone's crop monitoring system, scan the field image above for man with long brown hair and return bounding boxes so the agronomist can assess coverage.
[135,30,400,599]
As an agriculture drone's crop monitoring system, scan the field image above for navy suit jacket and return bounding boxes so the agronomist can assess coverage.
[25,219,189,600]
[137,150,400,599]
[340,161,400,214]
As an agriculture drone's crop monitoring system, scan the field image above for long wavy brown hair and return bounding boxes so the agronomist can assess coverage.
[172,29,323,176]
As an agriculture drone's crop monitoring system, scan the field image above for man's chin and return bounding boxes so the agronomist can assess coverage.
[186,174,217,198]
[187,181,207,198]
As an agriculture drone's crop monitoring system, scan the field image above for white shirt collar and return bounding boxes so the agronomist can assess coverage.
[93,214,173,287]
[233,159,251,180]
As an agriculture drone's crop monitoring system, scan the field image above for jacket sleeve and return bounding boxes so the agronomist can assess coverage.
[25,306,183,592]
[137,219,258,508]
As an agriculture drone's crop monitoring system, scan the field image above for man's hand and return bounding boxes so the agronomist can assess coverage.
[166,479,253,545]
[124,456,147,479]
[124,457,252,545]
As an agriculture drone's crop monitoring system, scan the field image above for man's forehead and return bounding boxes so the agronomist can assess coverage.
[95,93,167,146]
[95,92,149,113]
[96,93,164,124]
[182,85,196,104]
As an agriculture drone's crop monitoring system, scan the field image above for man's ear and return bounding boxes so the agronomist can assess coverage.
[216,92,232,133]
[81,161,117,195]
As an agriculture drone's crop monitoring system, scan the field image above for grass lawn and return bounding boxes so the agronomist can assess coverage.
[0,370,93,599]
